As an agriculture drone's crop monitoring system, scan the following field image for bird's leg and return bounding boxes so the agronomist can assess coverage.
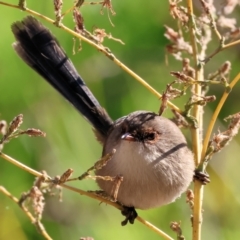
[194,169,210,185]
[120,206,138,226]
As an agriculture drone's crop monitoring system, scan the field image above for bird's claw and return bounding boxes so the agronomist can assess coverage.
[121,206,138,226]
[194,169,210,185]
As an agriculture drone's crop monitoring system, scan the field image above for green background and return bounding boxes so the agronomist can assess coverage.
[0,1,240,240]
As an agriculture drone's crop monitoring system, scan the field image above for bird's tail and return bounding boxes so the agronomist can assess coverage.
[11,16,113,141]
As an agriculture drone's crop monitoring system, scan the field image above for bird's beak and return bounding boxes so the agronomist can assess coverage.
[121,133,136,141]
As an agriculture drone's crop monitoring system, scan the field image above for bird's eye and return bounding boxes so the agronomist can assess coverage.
[145,132,155,141]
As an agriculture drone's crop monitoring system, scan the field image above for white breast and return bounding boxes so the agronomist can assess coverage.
[96,139,194,209]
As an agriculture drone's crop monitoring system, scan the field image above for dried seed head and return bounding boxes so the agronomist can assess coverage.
[59,169,74,183]
[164,25,180,42]
[220,61,231,75]
[100,0,116,15]
[30,186,45,220]
[94,149,116,170]
[159,81,182,116]
[54,0,63,21]
[24,128,46,137]
[73,8,84,33]
[222,0,239,15]
[170,221,182,236]
[93,28,107,43]
[212,112,240,152]
[217,16,236,30]
[164,25,192,60]
[186,189,194,202]
[224,112,240,136]
[169,1,188,25]
[8,114,23,136]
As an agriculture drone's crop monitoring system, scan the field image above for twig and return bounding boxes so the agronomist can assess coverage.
[204,37,240,63]
[0,152,43,177]
[224,39,240,49]
[203,37,225,63]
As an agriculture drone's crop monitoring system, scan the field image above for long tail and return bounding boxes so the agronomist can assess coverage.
[11,16,113,142]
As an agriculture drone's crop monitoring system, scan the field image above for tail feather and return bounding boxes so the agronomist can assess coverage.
[11,16,113,142]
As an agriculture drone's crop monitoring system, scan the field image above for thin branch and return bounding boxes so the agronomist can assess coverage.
[0,152,42,177]
[203,37,225,63]
[224,39,240,49]
[204,37,240,63]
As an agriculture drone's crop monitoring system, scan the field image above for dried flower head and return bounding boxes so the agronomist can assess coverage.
[221,0,240,15]
[7,114,23,136]
[100,0,115,15]
[217,16,237,31]
[73,8,85,34]
[164,25,192,60]
[30,186,45,220]
[22,128,46,137]
[169,0,188,25]
[93,28,107,43]
[170,221,183,238]
[54,0,63,24]
[212,112,240,152]
[186,189,194,208]
[159,81,182,116]
[58,169,74,184]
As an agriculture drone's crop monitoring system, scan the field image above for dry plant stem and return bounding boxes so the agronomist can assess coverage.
[187,0,203,240]
[0,152,173,240]
[224,39,240,49]
[62,184,173,240]
[0,186,53,240]
[137,218,174,240]
[0,152,42,177]
[201,72,240,166]
[187,0,202,164]
[205,38,240,63]
[0,1,180,113]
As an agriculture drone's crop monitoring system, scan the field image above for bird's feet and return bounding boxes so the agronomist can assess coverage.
[194,169,210,185]
[121,206,138,226]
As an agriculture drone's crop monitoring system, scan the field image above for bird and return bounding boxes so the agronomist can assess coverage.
[11,16,195,225]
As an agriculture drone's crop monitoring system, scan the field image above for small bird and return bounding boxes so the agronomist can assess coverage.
[11,16,195,225]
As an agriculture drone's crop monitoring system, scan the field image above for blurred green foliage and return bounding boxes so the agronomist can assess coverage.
[0,1,240,240]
